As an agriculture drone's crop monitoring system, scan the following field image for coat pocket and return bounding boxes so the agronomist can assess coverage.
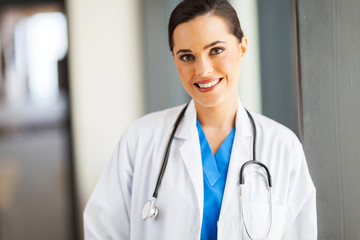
[242,202,287,240]
[217,217,243,240]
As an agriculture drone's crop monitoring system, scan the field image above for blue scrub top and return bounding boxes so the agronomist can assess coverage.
[196,119,235,240]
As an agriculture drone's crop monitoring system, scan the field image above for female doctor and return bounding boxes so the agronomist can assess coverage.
[84,0,317,239]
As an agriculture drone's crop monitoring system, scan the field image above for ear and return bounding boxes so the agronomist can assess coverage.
[239,37,248,59]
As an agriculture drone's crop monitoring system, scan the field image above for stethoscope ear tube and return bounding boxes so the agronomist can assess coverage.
[241,110,272,188]
[239,160,272,188]
[240,111,273,239]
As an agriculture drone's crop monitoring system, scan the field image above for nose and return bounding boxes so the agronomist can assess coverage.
[195,56,213,77]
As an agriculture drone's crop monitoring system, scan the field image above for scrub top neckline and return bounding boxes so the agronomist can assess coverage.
[196,119,235,186]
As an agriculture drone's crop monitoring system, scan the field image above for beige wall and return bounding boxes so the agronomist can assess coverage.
[66,0,144,213]
[231,0,262,113]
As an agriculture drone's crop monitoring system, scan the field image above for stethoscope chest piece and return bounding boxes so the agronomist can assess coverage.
[142,198,159,220]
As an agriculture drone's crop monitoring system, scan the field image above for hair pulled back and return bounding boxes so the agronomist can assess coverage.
[168,0,244,52]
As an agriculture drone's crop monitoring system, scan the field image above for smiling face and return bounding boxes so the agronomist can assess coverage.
[172,14,247,109]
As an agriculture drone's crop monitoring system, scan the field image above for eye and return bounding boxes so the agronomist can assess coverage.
[210,47,224,56]
[179,54,195,62]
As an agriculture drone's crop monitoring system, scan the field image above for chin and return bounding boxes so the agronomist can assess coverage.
[193,96,227,108]
[192,92,238,109]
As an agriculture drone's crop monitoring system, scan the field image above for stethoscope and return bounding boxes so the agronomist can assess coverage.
[142,103,273,240]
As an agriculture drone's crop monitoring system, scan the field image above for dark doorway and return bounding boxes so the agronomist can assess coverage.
[0,1,77,239]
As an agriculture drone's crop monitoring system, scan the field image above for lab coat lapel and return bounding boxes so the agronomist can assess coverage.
[176,100,204,218]
[219,100,253,218]
[173,99,253,221]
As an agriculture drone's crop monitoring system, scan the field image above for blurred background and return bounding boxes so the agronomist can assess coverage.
[0,0,295,239]
[3,0,358,239]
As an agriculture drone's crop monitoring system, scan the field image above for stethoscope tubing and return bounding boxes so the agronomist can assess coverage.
[152,104,273,199]
[144,103,273,238]
[245,109,257,161]
[239,160,272,188]
[243,109,272,187]
[152,103,189,198]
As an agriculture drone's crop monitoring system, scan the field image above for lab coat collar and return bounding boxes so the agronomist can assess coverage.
[234,99,253,139]
[174,99,197,139]
[174,98,253,140]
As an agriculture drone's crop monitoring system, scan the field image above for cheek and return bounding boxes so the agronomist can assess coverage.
[176,63,193,83]
[215,53,241,77]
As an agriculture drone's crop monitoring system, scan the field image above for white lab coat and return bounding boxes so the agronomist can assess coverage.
[84,99,317,240]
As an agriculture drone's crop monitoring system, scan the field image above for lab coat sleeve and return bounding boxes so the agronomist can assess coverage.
[282,146,317,240]
[84,129,134,239]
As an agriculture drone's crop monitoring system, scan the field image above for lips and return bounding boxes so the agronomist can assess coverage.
[194,77,223,92]
[195,78,223,88]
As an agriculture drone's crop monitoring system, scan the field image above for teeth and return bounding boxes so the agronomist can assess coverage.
[198,79,220,88]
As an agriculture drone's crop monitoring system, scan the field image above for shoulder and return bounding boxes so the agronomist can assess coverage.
[251,112,298,140]
[121,103,187,145]
[251,112,303,156]
[250,112,311,187]
[135,104,186,127]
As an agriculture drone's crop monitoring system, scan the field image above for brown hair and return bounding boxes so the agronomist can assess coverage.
[168,0,244,52]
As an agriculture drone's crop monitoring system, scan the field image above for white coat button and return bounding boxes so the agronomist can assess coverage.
[191,226,200,234]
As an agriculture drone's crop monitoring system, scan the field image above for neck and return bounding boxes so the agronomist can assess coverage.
[195,96,238,131]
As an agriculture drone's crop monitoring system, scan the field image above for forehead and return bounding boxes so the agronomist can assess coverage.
[172,14,234,49]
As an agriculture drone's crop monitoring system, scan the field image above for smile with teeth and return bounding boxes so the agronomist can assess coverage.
[196,78,223,88]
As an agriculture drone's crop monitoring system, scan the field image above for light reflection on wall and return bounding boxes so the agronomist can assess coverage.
[15,12,68,105]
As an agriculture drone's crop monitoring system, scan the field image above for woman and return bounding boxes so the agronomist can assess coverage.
[84,0,317,239]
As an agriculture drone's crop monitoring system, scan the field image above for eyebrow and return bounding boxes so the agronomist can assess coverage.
[204,40,226,50]
[176,49,192,55]
[175,40,227,55]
